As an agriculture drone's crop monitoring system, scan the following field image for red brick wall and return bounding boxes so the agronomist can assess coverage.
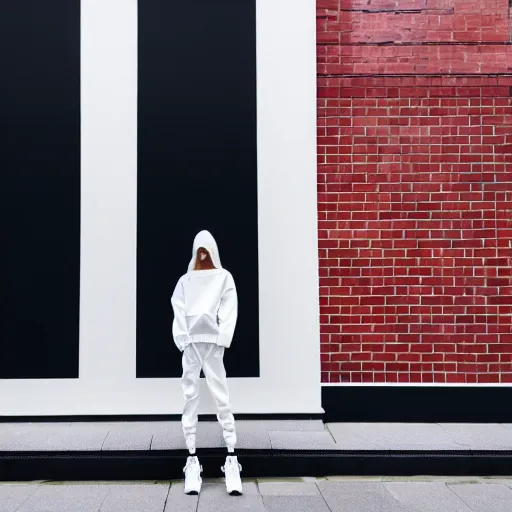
[317,0,512,384]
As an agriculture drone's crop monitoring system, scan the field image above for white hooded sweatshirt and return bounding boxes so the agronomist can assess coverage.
[171,230,238,351]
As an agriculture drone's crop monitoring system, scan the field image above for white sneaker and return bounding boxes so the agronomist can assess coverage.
[221,455,243,495]
[183,456,202,495]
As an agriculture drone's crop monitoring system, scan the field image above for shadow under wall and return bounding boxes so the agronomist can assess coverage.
[136,0,259,378]
[0,0,80,379]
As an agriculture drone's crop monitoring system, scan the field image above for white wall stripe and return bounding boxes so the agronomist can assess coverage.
[79,0,138,383]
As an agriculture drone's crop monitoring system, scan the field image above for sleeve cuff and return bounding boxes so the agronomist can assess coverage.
[217,333,232,348]
[175,335,189,351]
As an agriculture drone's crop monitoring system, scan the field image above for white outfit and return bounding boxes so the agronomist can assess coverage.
[183,455,202,495]
[181,343,236,450]
[171,230,238,453]
[222,455,243,495]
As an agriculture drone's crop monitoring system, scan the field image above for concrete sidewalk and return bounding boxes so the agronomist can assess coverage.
[2,477,512,511]
[1,421,512,451]
[0,421,511,480]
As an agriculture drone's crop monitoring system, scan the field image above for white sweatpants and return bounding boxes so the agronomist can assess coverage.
[181,343,236,452]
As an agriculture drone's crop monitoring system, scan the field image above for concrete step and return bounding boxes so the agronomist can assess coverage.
[0,421,511,480]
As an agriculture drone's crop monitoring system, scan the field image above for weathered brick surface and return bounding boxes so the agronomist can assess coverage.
[317,0,512,384]
[317,45,512,74]
[318,3,510,45]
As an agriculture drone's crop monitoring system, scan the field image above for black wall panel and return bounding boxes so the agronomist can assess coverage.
[322,386,512,423]
[137,0,259,377]
[0,1,81,378]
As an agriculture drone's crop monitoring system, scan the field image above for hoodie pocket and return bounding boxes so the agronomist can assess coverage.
[186,314,219,335]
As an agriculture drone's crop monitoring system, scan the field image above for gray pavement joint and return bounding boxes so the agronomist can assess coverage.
[316,482,333,512]
[445,484,477,512]
[436,423,472,450]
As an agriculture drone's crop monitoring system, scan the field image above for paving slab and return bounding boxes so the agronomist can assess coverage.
[197,481,265,512]
[99,483,169,512]
[102,424,155,451]
[326,423,382,449]
[0,423,109,452]
[151,421,223,450]
[102,421,173,451]
[16,484,109,512]
[269,431,336,450]
[236,420,325,432]
[328,423,469,450]
[258,481,320,496]
[164,482,198,512]
[384,482,473,512]
[148,422,184,450]
[262,496,331,512]
[439,424,512,450]
[317,481,409,512]
[0,484,39,512]
[449,483,512,512]
[234,423,271,449]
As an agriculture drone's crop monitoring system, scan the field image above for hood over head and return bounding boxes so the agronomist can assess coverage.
[187,230,222,272]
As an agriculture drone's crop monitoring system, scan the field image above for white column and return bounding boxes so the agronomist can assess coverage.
[80,0,138,384]
[255,0,321,411]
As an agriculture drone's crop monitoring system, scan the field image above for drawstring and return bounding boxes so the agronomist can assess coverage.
[190,343,216,368]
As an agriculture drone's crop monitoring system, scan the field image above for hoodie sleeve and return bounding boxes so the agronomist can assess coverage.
[171,276,189,351]
[217,272,238,348]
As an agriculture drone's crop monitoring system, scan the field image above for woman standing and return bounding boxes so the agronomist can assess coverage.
[171,230,242,496]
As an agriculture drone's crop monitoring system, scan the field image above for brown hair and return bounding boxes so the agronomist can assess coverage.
[193,248,215,271]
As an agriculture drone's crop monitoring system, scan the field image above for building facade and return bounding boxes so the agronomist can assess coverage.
[1,0,511,420]
[318,0,512,421]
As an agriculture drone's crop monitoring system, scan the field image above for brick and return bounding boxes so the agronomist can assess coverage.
[317,4,512,385]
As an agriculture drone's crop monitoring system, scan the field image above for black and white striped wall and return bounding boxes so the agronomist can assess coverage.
[0,0,320,416]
